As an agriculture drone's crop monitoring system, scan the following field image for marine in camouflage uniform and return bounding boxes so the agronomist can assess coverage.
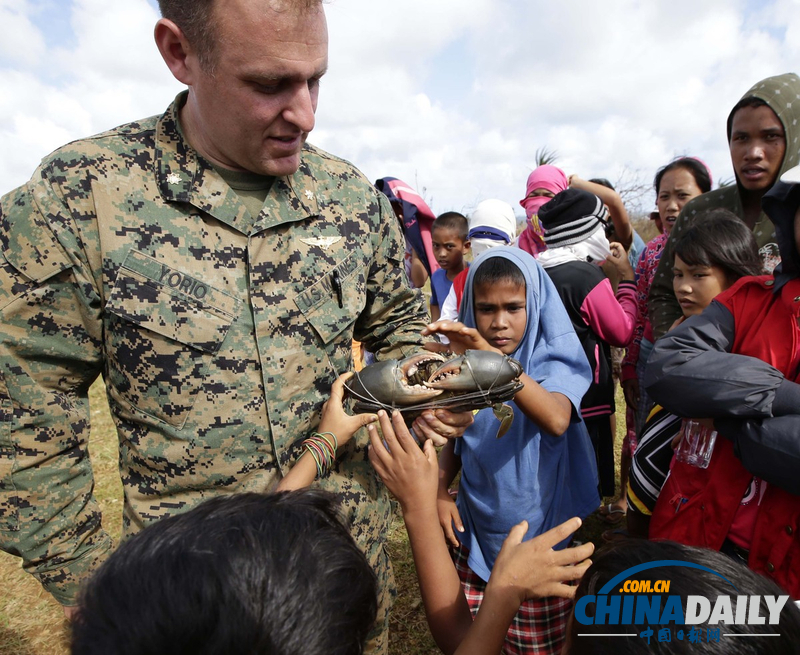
[0,91,430,652]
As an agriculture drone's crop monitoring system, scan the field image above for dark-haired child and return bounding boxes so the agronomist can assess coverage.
[430,211,471,321]
[645,169,800,596]
[72,489,379,655]
[626,209,762,538]
[425,247,599,654]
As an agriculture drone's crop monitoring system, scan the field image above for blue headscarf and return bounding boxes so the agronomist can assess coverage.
[454,247,599,581]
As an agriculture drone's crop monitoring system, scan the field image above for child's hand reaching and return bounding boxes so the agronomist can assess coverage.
[487,518,594,605]
[277,372,377,491]
[368,409,438,516]
[317,371,378,450]
[422,320,498,355]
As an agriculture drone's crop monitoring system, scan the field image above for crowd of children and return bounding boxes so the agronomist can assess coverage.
[69,71,800,655]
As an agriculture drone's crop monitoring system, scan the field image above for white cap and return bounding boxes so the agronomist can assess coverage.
[468,199,517,243]
[780,165,800,184]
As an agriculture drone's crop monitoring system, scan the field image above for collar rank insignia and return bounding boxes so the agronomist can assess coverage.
[166,172,182,185]
[300,236,342,252]
[304,189,315,201]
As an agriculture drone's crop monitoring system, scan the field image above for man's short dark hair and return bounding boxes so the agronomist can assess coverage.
[568,539,800,654]
[727,95,771,138]
[71,490,378,655]
[432,211,469,241]
[157,0,324,72]
[157,0,217,71]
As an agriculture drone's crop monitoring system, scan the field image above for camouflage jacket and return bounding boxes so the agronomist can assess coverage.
[0,93,429,604]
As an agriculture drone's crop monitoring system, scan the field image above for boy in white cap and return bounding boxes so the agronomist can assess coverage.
[439,199,518,321]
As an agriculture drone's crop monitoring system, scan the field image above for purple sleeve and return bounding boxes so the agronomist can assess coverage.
[579,278,638,347]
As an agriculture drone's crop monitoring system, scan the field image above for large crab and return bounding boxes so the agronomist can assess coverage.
[344,350,524,435]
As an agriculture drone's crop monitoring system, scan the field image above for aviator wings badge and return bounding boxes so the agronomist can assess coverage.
[300,236,342,252]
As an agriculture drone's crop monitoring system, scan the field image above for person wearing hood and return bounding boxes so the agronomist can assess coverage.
[644,165,800,597]
[518,165,570,257]
[648,72,800,338]
[375,176,439,288]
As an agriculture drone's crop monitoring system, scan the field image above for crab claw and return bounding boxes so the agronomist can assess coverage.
[427,350,523,392]
[345,352,446,407]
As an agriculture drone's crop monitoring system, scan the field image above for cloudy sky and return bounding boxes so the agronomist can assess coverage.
[1,0,798,218]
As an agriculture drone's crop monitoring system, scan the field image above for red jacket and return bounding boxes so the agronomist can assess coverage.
[650,276,800,596]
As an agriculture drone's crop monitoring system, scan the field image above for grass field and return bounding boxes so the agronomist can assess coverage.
[0,379,623,655]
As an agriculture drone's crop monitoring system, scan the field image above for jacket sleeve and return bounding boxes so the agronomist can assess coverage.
[644,300,800,492]
[354,191,431,360]
[579,278,637,347]
[644,301,788,418]
[0,170,113,605]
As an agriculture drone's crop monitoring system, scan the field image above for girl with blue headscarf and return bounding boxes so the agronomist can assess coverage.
[425,247,599,654]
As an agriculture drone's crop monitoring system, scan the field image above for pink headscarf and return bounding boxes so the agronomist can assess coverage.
[518,165,568,257]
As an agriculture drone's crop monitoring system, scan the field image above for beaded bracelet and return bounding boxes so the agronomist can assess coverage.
[302,431,339,478]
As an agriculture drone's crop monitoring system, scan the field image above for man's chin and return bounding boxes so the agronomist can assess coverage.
[258,153,303,177]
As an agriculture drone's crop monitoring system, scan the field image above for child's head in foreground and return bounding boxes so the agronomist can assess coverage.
[432,211,470,274]
[672,209,762,318]
[470,252,528,355]
[564,539,800,654]
[71,490,377,655]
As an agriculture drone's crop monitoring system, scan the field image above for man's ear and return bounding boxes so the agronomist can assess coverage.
[463,240,471,252]
[154,18,196,85]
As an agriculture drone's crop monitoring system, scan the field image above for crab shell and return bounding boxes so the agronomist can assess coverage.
[344,349,523,414]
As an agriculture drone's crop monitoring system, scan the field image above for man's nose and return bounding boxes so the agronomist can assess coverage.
[745,142,765,160]
[284,82,317,133]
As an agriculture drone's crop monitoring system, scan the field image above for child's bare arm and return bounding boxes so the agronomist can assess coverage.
[278,372,376,491]
[368,411,473,655]
[437,439,464,547]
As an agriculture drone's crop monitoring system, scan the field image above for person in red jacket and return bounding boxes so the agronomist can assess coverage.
[644,164,800,596]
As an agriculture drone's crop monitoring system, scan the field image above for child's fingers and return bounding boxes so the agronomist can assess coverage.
[423,341,451,355]
[535,517,583,550]
[553,541,594,567]
[501,520,529,549]
[421,438,437,464]
[546,583,579,600]
[328,371,354,403]
[367,424,390,468]
[390,410,417,452]
[377,410,403,453]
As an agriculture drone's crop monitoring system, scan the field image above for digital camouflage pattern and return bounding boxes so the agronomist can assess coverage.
[0,92,430,649]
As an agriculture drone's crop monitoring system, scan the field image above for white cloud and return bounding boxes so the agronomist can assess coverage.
[0,0,47,67]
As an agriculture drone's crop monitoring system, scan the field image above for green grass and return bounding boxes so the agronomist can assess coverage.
[0,381,626,654]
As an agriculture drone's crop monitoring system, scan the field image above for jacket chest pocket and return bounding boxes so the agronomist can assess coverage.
[105,250,239,428]
[294,252,367,367]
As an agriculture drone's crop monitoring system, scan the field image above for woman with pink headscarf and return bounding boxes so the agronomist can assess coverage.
[518,165,569,257]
